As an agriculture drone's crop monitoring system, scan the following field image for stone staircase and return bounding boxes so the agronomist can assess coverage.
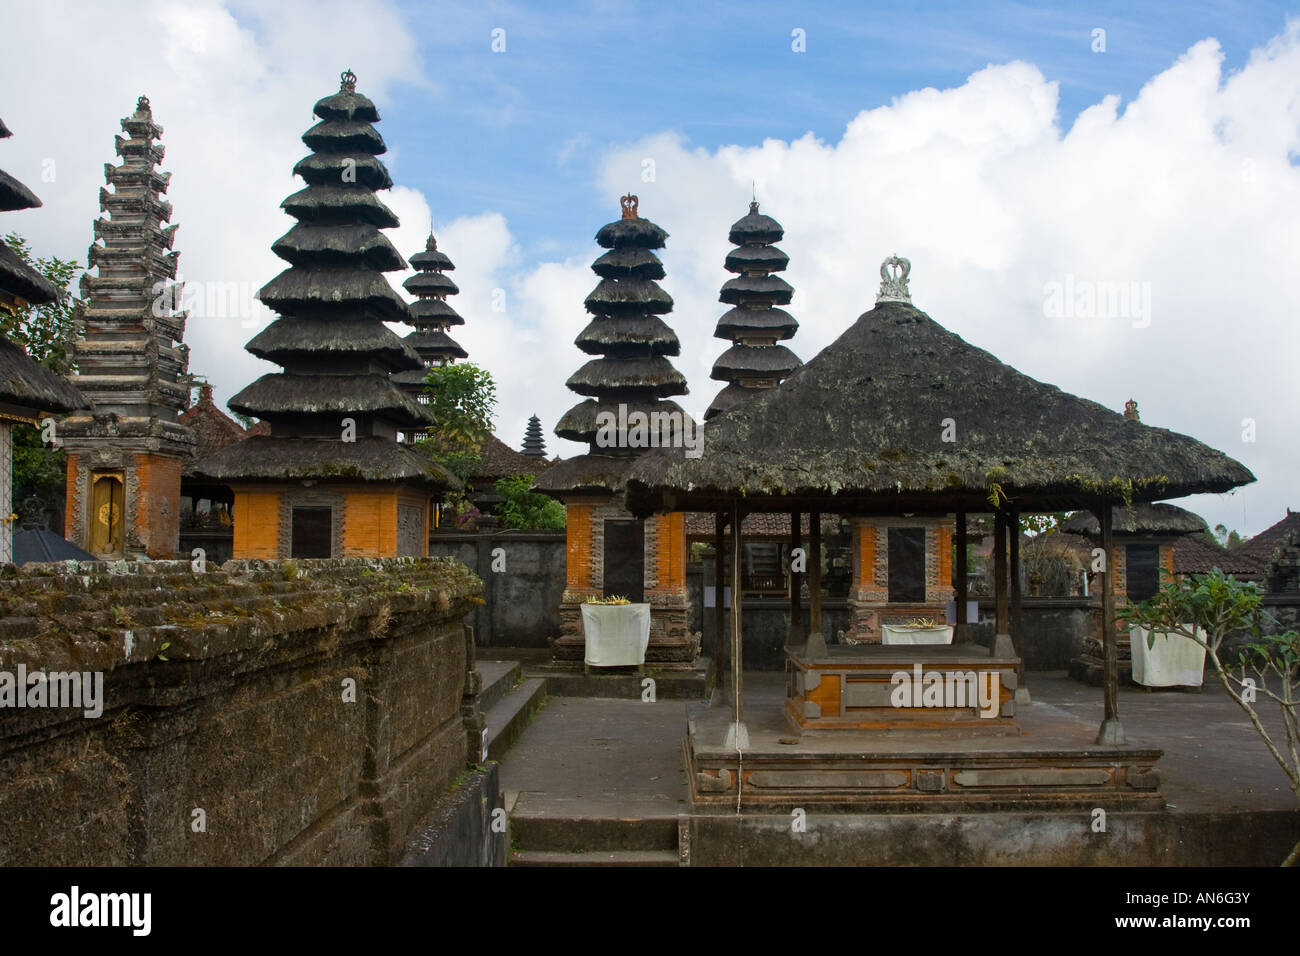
[477,660,547,763]
[507,804,682,867]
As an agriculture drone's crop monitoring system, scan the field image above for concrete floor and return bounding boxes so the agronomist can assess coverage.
[500,667,1298,818]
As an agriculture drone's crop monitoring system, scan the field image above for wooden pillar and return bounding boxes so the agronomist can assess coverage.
[806,510,826,656]
[713,510,726,699]
[725,498,748,749]
[992,510,1014,656]
[1096,503,1125,745]
[954,509,968,643]
[788,510,802,645]
[1009,508,1029,701]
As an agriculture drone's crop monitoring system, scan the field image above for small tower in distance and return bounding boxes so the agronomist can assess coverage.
[706,200,801,420]
[392,230,467,433]
[521,414,546,458]
[62,95,193,559]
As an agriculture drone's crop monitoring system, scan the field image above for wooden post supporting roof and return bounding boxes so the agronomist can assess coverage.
[788,510,802,646]
[725,498,749,749]
[1096,502,1126,745]
[1009,508,1029,701]
[992,510,1014,657]
[807,510,826,656]
[954,509,968,643]
[713,510,726,700]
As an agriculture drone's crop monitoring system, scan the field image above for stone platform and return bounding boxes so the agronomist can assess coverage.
[787,644,1020,732]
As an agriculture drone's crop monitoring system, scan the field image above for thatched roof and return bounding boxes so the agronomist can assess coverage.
[626,296,1255,516]
[409,298,464,326]
[0,243,60,305]
[292,152,392,190]
[533,453,638,495]
[179,384,251,475]
[403,271,458,297]
[566,356,686,396]
[1060,502,1209,538]
[575,315,680,355]
[229,372,435,428]
[710,343,801,379]
[280,185,400,228]
[684,511,840,539]
[271,222,406,270]
[0,168,41,213]
[592,247,665,280]
[246,315,422,369]
[256,266,408,320]
[194,435,457,487]
[302,119,386,154]
[521,414,547,458]
[0,337,88,415]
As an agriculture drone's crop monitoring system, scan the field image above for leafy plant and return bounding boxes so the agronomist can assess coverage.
[413,362,496,481]
[1123,568,1300,866]
[495,475,565,530]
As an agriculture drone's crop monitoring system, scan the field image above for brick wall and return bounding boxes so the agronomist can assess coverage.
[133,452,182,559]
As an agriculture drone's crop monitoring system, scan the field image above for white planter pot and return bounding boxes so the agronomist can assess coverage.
[1130,624,1206,687]
[581,603,651,667]
[882,624,954,646]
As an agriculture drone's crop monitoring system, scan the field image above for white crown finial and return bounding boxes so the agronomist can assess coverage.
[876,255,912,304]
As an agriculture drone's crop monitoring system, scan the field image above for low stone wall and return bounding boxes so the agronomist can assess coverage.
[0,556,484,866]
[429,529,565,649]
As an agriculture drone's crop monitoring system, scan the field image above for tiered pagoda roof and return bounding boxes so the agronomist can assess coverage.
[198,71,450,486]
[537,195,691,494]
[392,232,467,401]
[706,200,801,420]
[66,96,190,432]
[521,414,546,458]
[0,118,88,416]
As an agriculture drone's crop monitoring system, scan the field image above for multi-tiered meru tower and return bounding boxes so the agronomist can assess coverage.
[62,96,193,559]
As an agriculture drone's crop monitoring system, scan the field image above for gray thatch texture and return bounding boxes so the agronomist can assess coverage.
[584,278,673,313]
[402,271,458,296]
[311,90,381,123]
[292,152,392,190]
[710,343,801,379]
[1061,503,1209,538]
[302,119,386,154]
[595,218,667,249]
[408,247,454,271]
[409,298,464,325]
[229,372,436,428]
[0,337,89,414]
[246,316,422,369]
[550,398,691,447]
[575,315,680,355]
[257,266,408,319]
[592,247,666,279]
[719,274,793,304]
[728,205,783,244]
[0,243,61,305]
[0,168,41,213]
[626,299,1255,514]
[533,453,638,494]
[400,329,465,356]
[715,306,798,338]
[194,435,457,487]
[725,244,788,273]
[566,356,686,396]
[271,223,406,270]
[282,185,400,228]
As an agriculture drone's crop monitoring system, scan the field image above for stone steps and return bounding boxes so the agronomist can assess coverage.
[510,849,678,867]
[483,677,546,763]
[477,660,522,714]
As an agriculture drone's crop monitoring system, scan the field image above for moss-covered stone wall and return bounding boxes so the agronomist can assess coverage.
[0,556,482,865]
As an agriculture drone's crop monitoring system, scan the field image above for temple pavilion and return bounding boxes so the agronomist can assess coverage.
[625,257,1255,809]
[195,71,455,559]
[0,118,89,564]
[534,195,695,664]
[61,96,194,559]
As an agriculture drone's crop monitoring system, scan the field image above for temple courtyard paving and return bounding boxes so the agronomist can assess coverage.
[495,666,1299,865]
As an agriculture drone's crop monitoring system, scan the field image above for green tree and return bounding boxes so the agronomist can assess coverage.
[413,362,496,482]
[494,475,565,530]
[1123,568,1300,866]
[2,234,80,508]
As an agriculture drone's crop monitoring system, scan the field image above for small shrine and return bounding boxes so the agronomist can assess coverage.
[520,414,547,459]
[534,195,695,665]
[61,96,194,559]
[1064,498,1209,685]
[195,71,454,558]
[626,256,1255,808]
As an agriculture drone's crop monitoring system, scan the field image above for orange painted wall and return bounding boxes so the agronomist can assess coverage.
[342,491,397,557]
[936,525,953,589]
[855,524,876,586]
[565,503,592,590]
[654,512,686,589]
[134,453,183,558]
[233,490,281,559]
[63,454,79,543]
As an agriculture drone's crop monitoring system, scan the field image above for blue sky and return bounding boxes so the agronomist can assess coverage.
[367,0,1298,259]
[7,1,1300,536]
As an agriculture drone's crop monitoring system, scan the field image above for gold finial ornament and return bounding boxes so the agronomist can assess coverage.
[620,194,639,220]
[340,69,358,93]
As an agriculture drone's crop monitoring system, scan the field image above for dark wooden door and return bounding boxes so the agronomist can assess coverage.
[603,519,645,602]
[888,527,926,603]
[291,507,333,559]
